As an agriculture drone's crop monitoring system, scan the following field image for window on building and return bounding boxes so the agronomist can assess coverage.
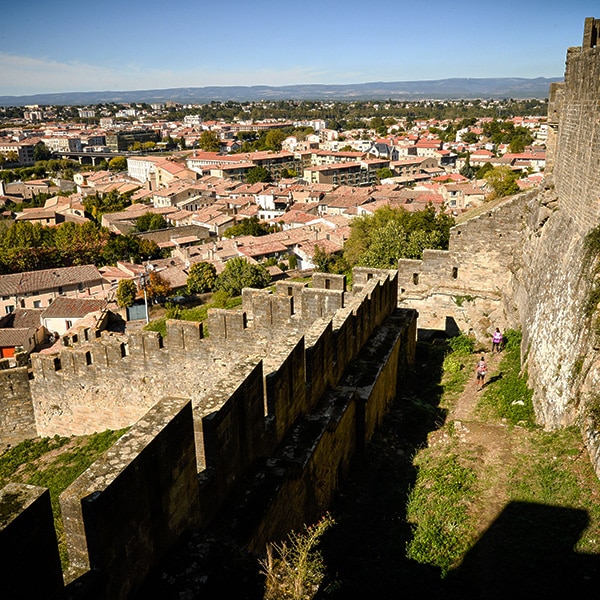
[33,300,42,308]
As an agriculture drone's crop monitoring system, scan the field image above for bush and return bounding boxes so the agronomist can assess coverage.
[215,257,271,296]
[261,514,334,599]
[448,334,475,355]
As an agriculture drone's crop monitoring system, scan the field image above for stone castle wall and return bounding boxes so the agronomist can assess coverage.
[0,365,37,448]
[396,18,600,478]
[0,268,417,600]
[396,190,537,341]
[512,18,600,434]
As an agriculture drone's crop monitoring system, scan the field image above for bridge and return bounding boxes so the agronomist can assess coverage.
[54,149,130,166]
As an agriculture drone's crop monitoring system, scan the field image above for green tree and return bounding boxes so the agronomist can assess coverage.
[101,234,161,265]
[484,166,521,199]
[246,166,273,184]
[116,279,138,308]
[53,221,110,266]
[475,162,494,179]
[108,156,128,172]
[223,216,272,238]
[461,131,479,144]
[198,131,221,152]
[83,190,132,222]
[376,167,394,182]
[343,205,453,268]
[4,151,19,164]
[186,262,217,294]
[264,129,286,152]
[460,153,476,179]
[215,257,271,296]
[33,142,52,162]
[135,213,168,232]
[313,245,348,274]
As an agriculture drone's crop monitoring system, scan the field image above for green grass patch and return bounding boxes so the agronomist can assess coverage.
[507,427,600,554]
[145,295,243,337]
[406,451,478,576]
[0,435,70,481]
[440,335,475,410]
[477,329,536,427]
[0,429,128,568]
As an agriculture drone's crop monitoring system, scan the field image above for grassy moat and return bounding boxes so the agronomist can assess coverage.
[313,331,600,598]
[2,331,600,597]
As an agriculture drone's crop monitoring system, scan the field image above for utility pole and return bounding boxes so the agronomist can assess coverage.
[140,269,149,324]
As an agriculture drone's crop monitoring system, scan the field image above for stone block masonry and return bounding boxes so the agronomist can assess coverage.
[0,268,416,600]
[396,190,537,341]
[394,18,600,479]
[0,367,36,449]
[511,18,600,442]
[60,397,201,600]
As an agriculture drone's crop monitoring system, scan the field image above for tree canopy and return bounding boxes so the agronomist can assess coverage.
[484,166,521,199]
[198,131,221,152]
[223,216,273,238]
[186,262,217,294]
[343,205,454,270]
[83,190,132,222]
[145,271,172,302]
[215,257,271,297]
[246,166,273,184]
[0,220,162,275]
[108,156,128,172]
[135,213,169,232]
[116,279,138,308]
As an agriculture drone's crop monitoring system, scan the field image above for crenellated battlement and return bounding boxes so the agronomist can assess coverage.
[1,267,416,600]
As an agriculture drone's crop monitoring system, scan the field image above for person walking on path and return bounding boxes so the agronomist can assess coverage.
[492,327,503,353]
[476,356,488,390]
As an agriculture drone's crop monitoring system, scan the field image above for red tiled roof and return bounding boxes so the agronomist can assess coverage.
[0,265,104,297]
[41,297,107,318]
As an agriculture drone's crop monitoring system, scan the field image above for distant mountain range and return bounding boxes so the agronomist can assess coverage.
[0,77,562,107]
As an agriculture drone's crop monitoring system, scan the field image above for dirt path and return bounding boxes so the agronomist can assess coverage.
[430,349,528,535]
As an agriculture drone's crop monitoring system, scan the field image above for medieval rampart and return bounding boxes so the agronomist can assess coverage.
[507,18,600,432]
[0,268,417,599]
[396,18,600,478]
[396,190,537,340]
[0,362,36,448]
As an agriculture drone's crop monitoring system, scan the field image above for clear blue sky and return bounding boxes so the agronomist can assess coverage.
[0,1,597,96]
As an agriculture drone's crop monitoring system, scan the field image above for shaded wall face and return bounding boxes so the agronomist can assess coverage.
[554,45,600,233]
[511,31,600,433]
[0,367,37,447]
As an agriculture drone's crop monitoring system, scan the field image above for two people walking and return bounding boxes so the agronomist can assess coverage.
[476,327,503,391]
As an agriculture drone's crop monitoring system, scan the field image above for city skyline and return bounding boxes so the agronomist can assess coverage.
[0,1,597,97]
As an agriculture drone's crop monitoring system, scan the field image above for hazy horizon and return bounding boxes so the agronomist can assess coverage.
[0,1,595,96]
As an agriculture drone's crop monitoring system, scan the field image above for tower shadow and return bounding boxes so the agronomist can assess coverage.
[446,501,600,599]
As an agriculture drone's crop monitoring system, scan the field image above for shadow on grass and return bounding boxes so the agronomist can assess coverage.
[316,337,599,599]
[486,372,503,385]
[315,336,450,598]
[445,501,600,599]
